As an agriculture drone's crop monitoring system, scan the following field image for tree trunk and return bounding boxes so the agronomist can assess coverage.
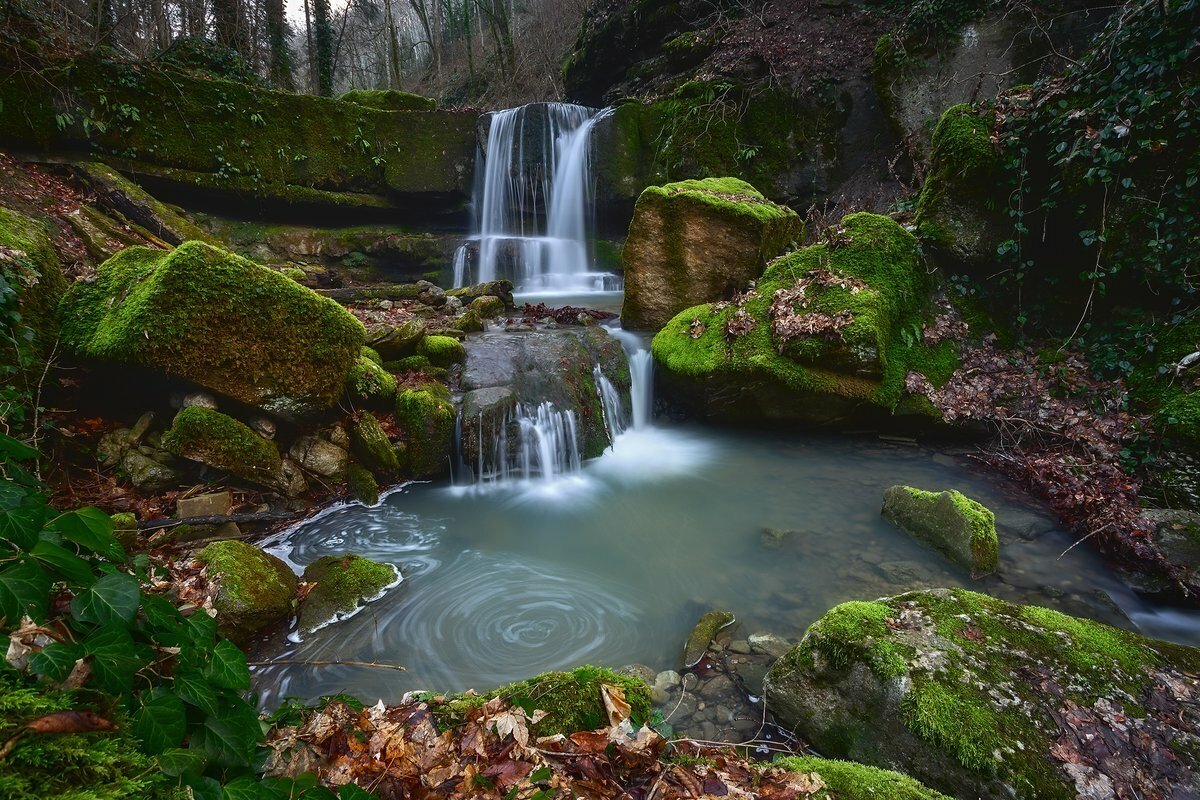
[312,0,335,96]
[384,0,403,89]
[266,0,294,89]
[213,0,247,56]
[92,0,115,46]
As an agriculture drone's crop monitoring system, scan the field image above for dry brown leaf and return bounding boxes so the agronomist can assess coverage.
[600,683,631,726]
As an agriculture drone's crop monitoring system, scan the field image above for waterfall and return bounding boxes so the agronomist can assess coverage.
[607,326,654,430]
[462,401,582,486]
[452,103,620,294]
[594,365,627,440]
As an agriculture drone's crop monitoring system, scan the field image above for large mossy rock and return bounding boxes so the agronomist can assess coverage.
[0,205,68,367]
[395,382,456,478]
[621,177,802,331]
[60,241,364,416]
[197,540,297,643]
[163,406,281,486]
[651,213,954,424]
[764,588,1200,800]
[298,554,399,633]
[882,486,998,578]
[771,757,950,800]
[339,88,436,111]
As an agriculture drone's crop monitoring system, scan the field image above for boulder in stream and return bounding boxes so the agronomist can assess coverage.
[882,486,998,578]
[764,588,1200,800]
[197,540,297,643]
[682,610,735,668]
[298,554,399,633]
[395,382,455,478]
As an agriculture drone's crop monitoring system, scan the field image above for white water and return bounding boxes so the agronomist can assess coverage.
[451,103,620,294]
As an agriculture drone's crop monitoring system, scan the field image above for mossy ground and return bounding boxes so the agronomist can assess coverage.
[651,213,953,418]
[771,756,951,800]
[338,88,437,111]
[162,406,281,485]
[59,241,364,412]
[196,540,297,642]
[0,665,175,800]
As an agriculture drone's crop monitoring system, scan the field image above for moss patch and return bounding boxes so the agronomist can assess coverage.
[349,412,400,476]
[346,353,397,404]
[197,540,297,642]
[298,554,398,633]
[339,88,437,111]
[59,241,364,414]
[417,334,466,367]
[395,384,455,477]
[346,462,379,505]
[162,406,281,485]
[771,756,951,800]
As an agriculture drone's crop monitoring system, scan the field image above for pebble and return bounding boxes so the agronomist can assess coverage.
[653,670,681,690]
[747,633,792,660]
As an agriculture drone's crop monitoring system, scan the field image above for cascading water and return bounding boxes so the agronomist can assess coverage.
[608,326,654,430]
[452,103,619,294]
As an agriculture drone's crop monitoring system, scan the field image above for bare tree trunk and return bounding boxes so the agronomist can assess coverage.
[409,0,438,80]
[384,0,402,88]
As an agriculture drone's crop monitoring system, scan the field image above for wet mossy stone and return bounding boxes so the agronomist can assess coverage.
[74,161,212,246]
[162,406,282,486]
[368,318,426,359]
[427,665,652,737]
[59,241,365,415]
[683,610,735,667]
[339,88,437,111]
[298,554,399,633]
[914,104,1007,276]
[345,352,397,404]
[386,354,431,373]
[652,213,949,424]
[469,294,507,317]
[349,412,400,476]
[347,462,379,505]
[197,540,297,643]
[764,588,1200,800]
[395,384,455,477]
[0,205,68,367]
[417,334,467,367]
[0,664,174,800]
[882,486,998,578]
[770,756,951,800]
[622,177,802,331]
[454,307,485,332]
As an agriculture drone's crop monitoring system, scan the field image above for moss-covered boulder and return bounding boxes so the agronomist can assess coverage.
[914,105,1007,276]
[395,383,455,477]
[197,540,297,643]
[652,213,952,423]
[345,351,397,404]
[882,486,998,578]
[0,206,68,374]
[297,554,399,633]
[368,318,426,360]
[0,664,173,800]
[349,412,400,477]
[417,334,466,367]
[346,462,380,505]
[162,406,282,486]
[764,588,1200,800]
[430,665,652,737]
[339,88,437,111]
[770,756,950,800]
[622,177,802,331]
[59,241,365,416]
[469,294,507,317]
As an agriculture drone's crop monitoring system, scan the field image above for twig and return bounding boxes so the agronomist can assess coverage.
[247,659,407,672]
[138,511,300,531]
[1057,523,1112,560]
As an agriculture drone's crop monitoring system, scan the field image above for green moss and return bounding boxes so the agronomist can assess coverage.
[428,665,652,737]
[339,88,437,111]
[110,511,138,550]
[162,406,281,485]
[74,161,213,246]
[395,385,455,477]
[386,355,431,373]
[0,205,67,364]
[640,177,800,225]
[469,295,507,317]
[360,346,383,365]
[771,756,951,800]
[59,241,364,413]
[883,486,998,577]
[349,412,399,476]
[298,554,398,632]
[346,462,379,505]
[798,601,911,679]
[0,665,174,800]
[196,540,297,642]
[345,354,397,404]
[651,213,938,419]
[417,334,466,367]
[1157,393,1200,446]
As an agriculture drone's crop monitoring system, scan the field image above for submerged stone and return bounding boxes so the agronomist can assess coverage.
[764,588,1200,800]
[59,241,364,415]
[683,610,735,668]
[298,554,399,633]
[622,177,802,331]
[882,486,998,578]
[197,540,297,643]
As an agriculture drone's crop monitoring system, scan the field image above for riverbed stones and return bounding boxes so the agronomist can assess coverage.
[59,241,364,416]
[197,540,297,643]
[298,554,399,633]
[622,177,802,331]
[763,588,1200,800]
[683,610,735,667]
[882,486,998,578]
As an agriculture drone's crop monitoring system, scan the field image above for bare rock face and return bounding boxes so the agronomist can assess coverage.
[621,178,802,331]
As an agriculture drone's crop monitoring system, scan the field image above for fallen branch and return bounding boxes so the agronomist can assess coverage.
[246,659,407,672]
[137,511,300,530]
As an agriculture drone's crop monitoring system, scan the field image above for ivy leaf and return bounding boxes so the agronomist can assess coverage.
[133,689,186,754]
[0,491,46,551]
[185,609,218,648]
[71,571,140,625]
[140,593,187,644]
[0,433,39,461]
[83,624,148,695]
[30,540,95,587]
[156,747,208,778]
[338,785,377,800]
[29,641,84,682]
[174,670,220,716]
[50,508,124,562]
[203,639,250,690]
[222,776,275,800]
[0,560,50,623]
[185,776,224,800]
[193,700,261,768]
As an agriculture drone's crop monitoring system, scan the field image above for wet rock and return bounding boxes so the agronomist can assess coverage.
[128,411,155,443]
[415,280,446,307]
[347,463,379,505]
[197,540,297,644]
[289,436,349,480]
[177,490,232,519]
[470,295,506,317]
[760,527,797,549]
[654,670,681,691]
[327,425,351,450]
[275,458,309,497]
[121,448,181,492]
[747,632,791,660]
[350,412,400,476]
[618,664,657,685]
[882,486,998,578]
[181,391,219,410]
[250,416,276,440]
[764,588,1200,800]
[729,639,752,655]
[368,318,426,359]
[683,610,735,668]
[298,554,399,633]
[395,383,455,478]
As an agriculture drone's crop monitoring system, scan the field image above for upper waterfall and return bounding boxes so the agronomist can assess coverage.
[452,103,620,295]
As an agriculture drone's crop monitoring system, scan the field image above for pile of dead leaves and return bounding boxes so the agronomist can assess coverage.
[769,269,866,347]
[263,691,831,800]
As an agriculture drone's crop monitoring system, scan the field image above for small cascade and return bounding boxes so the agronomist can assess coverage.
[607,326,655,430]
[594,365,627,440]
[462,401,582,486]
[452,103,619,294]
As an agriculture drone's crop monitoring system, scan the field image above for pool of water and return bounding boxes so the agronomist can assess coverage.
[252,421,1199,707]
